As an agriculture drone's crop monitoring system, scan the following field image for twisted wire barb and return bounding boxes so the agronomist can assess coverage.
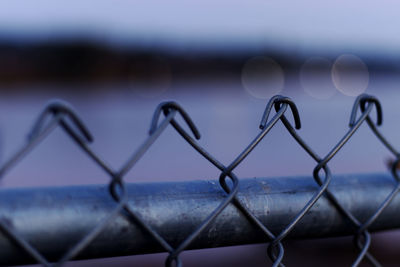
[274,95,378,266]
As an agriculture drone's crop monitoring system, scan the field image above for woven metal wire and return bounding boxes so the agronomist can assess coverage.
[0,94,398,267]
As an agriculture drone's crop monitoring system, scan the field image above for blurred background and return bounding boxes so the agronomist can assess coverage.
[1,0,400,266]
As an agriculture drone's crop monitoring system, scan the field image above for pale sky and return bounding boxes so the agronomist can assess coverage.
[0,1,399,54]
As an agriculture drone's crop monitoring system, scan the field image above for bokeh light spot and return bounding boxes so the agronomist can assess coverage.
[241,56,284,99]
[332,54,369,97]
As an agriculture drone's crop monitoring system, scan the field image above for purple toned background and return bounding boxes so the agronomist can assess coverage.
[1,1,400,266]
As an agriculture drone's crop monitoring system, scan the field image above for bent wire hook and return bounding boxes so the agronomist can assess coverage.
[349,94,383,127]
[0,100,93,179]
[260,95,301,130]
[149,101,200,140]
[28,100,93,144]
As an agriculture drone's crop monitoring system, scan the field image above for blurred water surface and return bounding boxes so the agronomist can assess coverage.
[0,73,398,187]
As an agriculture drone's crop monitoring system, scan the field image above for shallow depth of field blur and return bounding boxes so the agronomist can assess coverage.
[2,1,400,266]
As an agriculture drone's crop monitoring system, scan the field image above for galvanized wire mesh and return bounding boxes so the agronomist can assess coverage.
[0,94,399,267]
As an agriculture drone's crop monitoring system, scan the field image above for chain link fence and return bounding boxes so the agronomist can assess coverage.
[0,94,399,266]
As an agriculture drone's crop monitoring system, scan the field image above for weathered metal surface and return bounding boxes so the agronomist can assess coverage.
[0,173,398,265]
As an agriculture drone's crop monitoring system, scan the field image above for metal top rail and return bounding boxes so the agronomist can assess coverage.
[0,172,398,265]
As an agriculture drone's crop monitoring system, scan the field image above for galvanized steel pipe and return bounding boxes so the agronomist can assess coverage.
[0,173,399,265]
